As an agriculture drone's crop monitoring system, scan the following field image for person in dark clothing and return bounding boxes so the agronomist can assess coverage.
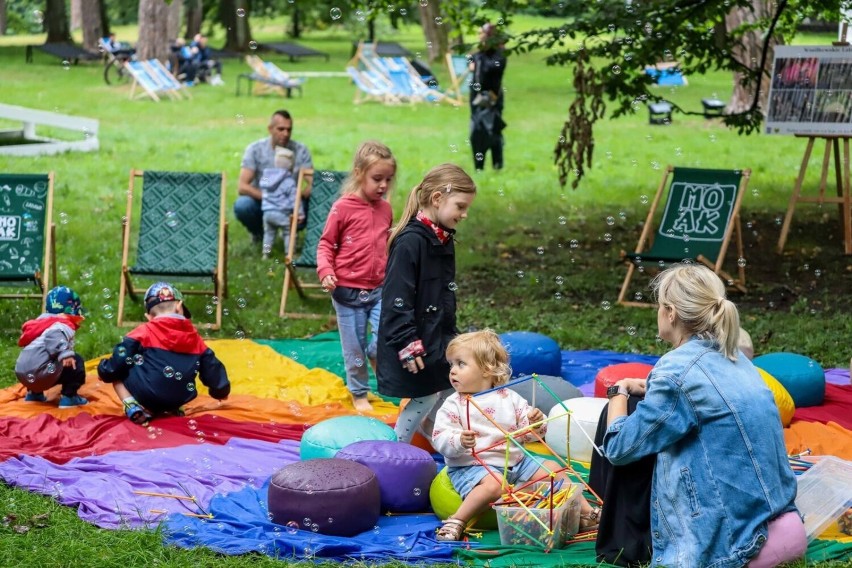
[376,164,476,443]
[469,23,507,171]
[98,282,230,426]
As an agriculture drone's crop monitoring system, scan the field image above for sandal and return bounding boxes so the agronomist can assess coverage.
[436,518,467,541]
[579,506,601,531]
[123,401,152,425]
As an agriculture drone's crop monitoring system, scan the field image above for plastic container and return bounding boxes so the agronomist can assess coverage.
[492,482,581,550]
[794,456,852,541]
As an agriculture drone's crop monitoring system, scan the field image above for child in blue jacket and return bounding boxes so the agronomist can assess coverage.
[98,282,230,425]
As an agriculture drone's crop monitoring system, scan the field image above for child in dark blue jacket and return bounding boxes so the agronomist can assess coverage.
[98,282,230,425]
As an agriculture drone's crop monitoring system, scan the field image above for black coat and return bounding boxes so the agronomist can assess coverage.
[377,220,458,399]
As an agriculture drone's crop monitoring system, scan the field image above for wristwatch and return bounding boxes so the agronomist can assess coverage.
[606,385,630,399]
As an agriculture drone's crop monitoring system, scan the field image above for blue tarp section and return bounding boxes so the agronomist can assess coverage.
[163,478,469,563]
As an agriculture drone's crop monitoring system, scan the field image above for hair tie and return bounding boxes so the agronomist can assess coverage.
[445,183,452,193]
[716,297,725,309]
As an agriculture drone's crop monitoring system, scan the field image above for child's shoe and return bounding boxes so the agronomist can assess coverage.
[59,394,89,408]
[123,399,152,425]
[24,391,47,402]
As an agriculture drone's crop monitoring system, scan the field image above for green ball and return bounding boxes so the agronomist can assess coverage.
[429,467,498,529]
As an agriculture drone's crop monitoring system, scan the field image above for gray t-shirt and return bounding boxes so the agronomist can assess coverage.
[240,137,313,190]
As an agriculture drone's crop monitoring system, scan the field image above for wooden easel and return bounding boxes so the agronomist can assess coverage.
[776,135,852,254]
[777,29,852,255]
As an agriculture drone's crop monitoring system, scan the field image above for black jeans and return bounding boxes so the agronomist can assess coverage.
[57,353,86,397]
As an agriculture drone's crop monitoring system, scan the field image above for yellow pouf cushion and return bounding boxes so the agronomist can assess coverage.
[758,368,795,427]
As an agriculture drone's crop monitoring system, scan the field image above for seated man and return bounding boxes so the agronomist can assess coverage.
[191,34,224,85]
[235,109,313,244]
[170,38,198,85]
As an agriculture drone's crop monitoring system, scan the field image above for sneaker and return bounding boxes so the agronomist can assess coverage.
[24,391,47,402]
[123,400,152,425]
[209,74,225,86]
[58,394,88,407]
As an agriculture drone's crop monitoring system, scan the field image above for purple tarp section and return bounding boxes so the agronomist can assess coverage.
[0,438,300,529]
[561,350,660,397]
[163,479,465,563]
[825,368,850,386]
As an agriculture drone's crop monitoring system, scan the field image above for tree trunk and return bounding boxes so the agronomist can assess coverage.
[166,0,183,41]
[726,1,780,116]
[137,0,171,62]
[45,0,72,43]
[100,0,110,36]
[70,0,81,31]
[419,0,448,63]
[185,0,203,39]
[290,6,300,39]
[220,0,252,51]
[80,0,102,52]
[0,0,6,36]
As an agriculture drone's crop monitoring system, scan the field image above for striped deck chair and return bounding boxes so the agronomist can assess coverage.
[145,59,192,99]
[125,60,173,101]
[279,168,345,319]
[445,53,471,104]
[0,173,56,306]
[244,55,305,97]
[118,170,228,329]
[618,166,751,307]
[346,66,399,105]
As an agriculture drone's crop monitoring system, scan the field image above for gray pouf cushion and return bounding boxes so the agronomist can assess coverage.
[508,374,584,414]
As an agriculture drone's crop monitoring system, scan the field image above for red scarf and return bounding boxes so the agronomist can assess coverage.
[416,211,452,244]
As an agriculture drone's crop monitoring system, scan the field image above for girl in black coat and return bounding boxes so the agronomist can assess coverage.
[377,164,477,442]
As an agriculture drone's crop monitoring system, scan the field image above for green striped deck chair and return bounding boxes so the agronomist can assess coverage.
[118,170,227,329]
[0,173,56,304]
[618,166,751,307]
[279,168,346,319]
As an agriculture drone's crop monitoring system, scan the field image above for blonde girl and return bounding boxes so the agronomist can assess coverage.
[376,163,476,440]
[316,141,396,411]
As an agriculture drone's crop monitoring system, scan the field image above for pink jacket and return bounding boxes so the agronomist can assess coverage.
[316,194,393,290]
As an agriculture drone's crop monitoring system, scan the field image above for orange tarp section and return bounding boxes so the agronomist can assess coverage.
[785,420,852,461]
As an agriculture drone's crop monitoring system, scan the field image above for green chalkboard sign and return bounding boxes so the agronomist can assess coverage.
[0,173,52,284]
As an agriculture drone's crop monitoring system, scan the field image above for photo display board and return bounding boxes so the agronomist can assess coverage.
[766,45,852,136]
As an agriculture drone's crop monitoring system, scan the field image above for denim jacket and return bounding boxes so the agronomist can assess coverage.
[602,338,798,568]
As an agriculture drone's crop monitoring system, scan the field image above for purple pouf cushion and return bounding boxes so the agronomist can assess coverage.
[267,458,380,537]
[336,440,436,513]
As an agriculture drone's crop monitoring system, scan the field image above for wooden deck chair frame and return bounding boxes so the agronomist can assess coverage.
[117,169,228,329]
[244,55,304,97]
[146,59,192,99]
[0,172,57,304]
[125,60,164,101]
[445,53,471,104]
[279,168,344,320]
[617,165,750,307]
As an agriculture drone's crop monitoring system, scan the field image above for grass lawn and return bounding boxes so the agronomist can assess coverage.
[0,14,849,567]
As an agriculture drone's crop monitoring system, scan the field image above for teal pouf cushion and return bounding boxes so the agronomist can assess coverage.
[499,331,562,378]
[300,415,397,460]
[753,353,825,408]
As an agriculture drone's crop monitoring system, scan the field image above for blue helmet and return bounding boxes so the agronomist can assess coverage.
[45,286,83,316]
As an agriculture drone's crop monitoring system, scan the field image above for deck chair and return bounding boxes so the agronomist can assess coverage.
[145,59,192,99]
[0,173,56,304]
[243,55,305,97]
[118,170,228,329]
[617,166,751,307]
[279,168,346,319]
[346,66,400,105]
[125,60,171,101]
[445,53,471,103]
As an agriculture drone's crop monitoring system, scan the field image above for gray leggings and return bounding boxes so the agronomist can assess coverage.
[394,388,453,443]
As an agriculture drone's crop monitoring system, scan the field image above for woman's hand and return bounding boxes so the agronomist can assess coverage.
[460,429,477,449]
[618,378,648,397]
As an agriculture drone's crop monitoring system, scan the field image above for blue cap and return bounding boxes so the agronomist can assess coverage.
[144,282,191,317]
[45,286,83,315]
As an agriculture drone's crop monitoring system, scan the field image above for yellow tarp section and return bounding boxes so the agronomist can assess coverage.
[0,339,398,424]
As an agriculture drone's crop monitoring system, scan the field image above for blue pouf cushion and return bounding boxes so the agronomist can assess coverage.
[268,458,380,537]
[336,440,436,512]
[300,416,397,460]
[753,353,825,408]
[508,375,583,414]
[499,331,562,378]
